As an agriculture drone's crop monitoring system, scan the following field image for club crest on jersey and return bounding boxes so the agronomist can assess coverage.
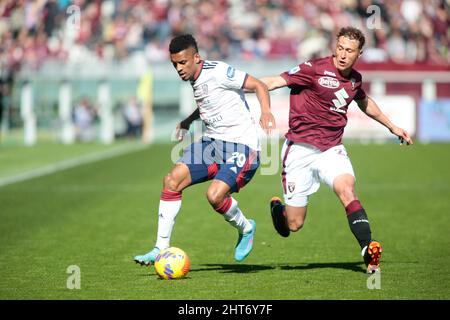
[288,182,296,193]
[227,66,235,79]
[288,66,301,75]
[318,76,340,89]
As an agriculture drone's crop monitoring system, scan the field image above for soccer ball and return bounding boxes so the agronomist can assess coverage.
[154,247,190,280]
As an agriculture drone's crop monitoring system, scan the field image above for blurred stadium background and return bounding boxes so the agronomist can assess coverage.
[1,0,450,300]
[0,0,449,149]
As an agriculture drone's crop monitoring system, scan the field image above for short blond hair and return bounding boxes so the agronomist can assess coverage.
[337,27,365,50]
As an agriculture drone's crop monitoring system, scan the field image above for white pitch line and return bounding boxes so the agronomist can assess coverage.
[0,143,149,188]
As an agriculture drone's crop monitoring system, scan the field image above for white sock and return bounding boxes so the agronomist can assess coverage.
[222,197,252,234]
[155,190,182,250]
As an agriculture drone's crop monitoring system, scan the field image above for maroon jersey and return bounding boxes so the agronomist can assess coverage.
[281,56,366,151]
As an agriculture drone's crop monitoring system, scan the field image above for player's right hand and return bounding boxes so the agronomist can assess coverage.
[260,111,276,135]
[391,126,413,146]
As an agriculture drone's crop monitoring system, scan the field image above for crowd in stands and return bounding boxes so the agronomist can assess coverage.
[0,0,449,79]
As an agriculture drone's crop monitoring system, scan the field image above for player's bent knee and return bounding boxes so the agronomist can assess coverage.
[336,185,357,205]
[206,189,225,207]
[163,173,182,192]
[333,175,355,194]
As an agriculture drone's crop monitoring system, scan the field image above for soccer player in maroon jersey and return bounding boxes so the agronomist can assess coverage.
[261,27,413,273]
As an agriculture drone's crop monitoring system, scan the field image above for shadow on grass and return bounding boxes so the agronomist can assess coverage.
[279,261,365,273]
[190,263,275,274]
[189,261,365,274]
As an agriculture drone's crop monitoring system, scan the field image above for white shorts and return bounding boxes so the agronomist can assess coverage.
[281,140,355,207]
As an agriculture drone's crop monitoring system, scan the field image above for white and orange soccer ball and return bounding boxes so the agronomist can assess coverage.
[154,247,190,280]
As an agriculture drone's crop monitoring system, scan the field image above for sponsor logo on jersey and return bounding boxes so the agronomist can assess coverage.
[227,66,235,79]
[204,114,223,127]
[324,70,337,77]
[330,105,347,114]
[288,66,301,75]
[318,76,340,89]
[303,61,312,67]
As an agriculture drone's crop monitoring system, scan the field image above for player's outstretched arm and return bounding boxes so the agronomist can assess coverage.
[260,75,288,91]
[356,96,413,145]
[244,75,276,134]
[176,107,200,141]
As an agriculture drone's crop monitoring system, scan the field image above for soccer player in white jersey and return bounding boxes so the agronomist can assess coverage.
[134,34,276,265]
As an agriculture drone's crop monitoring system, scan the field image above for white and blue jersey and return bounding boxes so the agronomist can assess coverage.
[191,60,260,151]
[178,60,260,193]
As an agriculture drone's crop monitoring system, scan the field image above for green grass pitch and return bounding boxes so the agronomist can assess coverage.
[0,142,449,299]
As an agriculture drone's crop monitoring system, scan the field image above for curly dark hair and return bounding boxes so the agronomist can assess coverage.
[169,34,199,54]
[336,27,365,50]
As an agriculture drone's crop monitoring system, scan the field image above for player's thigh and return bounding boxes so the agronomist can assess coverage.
[215,142,260,194]
[177,138,215,187]
[282,142,320,207]
[316,145,355,190]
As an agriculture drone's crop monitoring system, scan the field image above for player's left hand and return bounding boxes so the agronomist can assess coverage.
[175,120,191,141]
[260,112,276,134]
[391,126,413,145]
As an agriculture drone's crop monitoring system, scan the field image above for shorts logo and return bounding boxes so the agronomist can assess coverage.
[318,76,340,89]
[227,66,235,79]
[288,182,296,193]
[336,148,347,157]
